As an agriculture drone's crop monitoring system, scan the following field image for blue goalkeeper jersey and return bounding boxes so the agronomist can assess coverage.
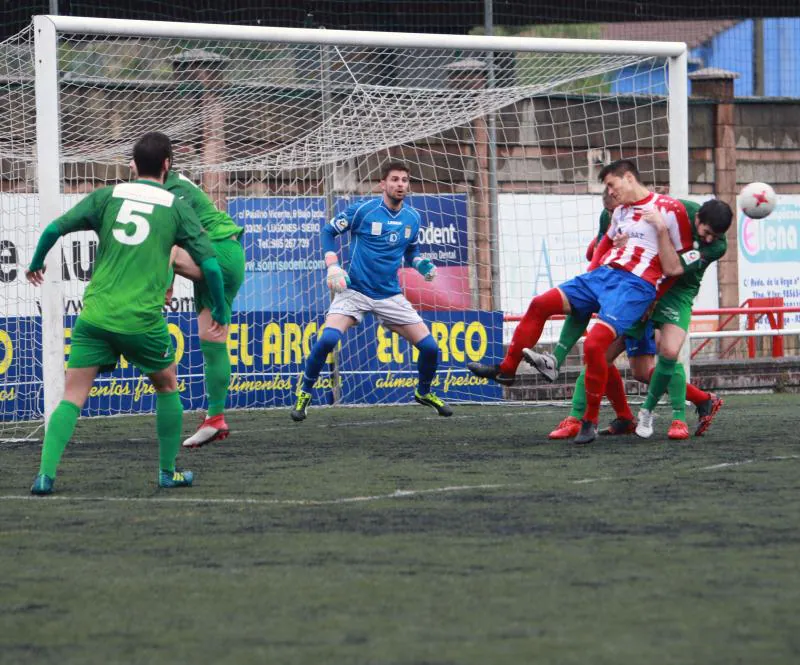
[324,198,422,299]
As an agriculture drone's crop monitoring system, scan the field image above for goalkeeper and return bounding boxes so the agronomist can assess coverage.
[27,132,228,495]
[158,169,244,449]
[290,161,452,421]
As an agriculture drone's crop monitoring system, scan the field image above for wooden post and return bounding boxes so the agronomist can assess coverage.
[689,68,740,341]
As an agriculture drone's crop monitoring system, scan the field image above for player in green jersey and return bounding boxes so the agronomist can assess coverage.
[160,170,244,449]
[26,132,229,495]
[634,198,732,439]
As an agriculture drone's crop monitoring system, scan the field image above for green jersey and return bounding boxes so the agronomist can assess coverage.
[667,199,727,301]
[164,171,243,242]
[596,208,612,242]
[55,180,216,334]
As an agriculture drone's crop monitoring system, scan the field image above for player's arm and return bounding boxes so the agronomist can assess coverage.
[587,234,613,270]
[26,191,103,284]
[321,205,360,293]
[587,207,618,270]
[642,209,684,277]
[174,202,228,327]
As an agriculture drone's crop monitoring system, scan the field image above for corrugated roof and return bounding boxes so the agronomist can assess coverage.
[602,20,739,49]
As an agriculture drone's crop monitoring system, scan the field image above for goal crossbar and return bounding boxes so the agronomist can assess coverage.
[39,15,687,57]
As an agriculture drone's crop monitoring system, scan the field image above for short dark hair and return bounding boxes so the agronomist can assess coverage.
[697,198,733,236]
[598,159,640,183]
[381,161,410,180]
[133,132,173,179]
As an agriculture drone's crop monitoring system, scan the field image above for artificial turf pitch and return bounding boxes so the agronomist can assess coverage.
[1,393,799,664]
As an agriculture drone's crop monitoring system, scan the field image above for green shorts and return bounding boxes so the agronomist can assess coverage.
[650,290,693,332]
[68,318,175,374]
[194,237,245,320]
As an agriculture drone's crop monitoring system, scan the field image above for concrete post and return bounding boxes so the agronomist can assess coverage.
[445,58,493,310]
[173,49,228,209]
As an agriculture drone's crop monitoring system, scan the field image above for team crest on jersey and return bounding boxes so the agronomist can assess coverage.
[683,249,701,265]
[388,232,399,244]
[404,226,411,239]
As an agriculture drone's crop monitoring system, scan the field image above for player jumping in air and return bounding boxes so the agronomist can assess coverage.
[290,161,452,422]
[468,159,694,444]
[528,198,731,440]
[26,132,228,495]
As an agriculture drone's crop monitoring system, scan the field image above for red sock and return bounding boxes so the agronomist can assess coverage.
[685,382,710,406]
[605,364,634,421]
[500,288,564,375]
[582,324,617,423]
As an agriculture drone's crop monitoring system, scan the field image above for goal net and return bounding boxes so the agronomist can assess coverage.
[0,17,686,438]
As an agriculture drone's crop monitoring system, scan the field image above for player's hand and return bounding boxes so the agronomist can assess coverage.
[641,209,666,229]
[326,264,350,294]
[413,257,437,282]
[25,266,46,286]
[210,303,230,328]
[164,286,174,307]
[207,319,224,338]
[612,232,629,248]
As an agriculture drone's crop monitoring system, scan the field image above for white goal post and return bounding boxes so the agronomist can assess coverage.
[2,15,688,435]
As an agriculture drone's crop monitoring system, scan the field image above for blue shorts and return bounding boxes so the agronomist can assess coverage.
[625,320,657,357]
[559,266,657,336]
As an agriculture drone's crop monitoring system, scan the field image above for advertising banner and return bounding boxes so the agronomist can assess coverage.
[0,191,501,420]
[738,196,800,328]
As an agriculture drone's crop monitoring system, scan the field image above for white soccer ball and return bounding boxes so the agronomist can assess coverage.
[738,182,777,219]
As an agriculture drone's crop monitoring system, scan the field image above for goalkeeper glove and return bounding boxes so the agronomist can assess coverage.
[326,264,350,293]
[412,257,437,282]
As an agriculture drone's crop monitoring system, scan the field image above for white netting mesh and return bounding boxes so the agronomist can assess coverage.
[0,22,673,435]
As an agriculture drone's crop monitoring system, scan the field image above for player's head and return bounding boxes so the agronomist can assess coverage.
[132,132,173,182]
[696,199,732,244]
[602,187,616,212]
[380,161,410,207]
[598,159,644,205]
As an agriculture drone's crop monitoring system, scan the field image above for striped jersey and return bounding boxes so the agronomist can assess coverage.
[601,192,693,286]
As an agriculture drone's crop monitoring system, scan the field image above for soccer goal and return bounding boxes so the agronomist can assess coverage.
[0,15,688,438]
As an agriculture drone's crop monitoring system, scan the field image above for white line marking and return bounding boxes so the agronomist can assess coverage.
[698,460,754,470]
[696,455,800,471]
[0,484,509,506]
[572,477,614,484]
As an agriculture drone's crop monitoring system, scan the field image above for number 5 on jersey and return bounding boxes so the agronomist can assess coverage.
[113,199,153,245]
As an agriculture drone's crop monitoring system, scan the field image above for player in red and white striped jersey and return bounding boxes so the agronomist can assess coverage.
[591,190,694,284]
[468,159,692,444]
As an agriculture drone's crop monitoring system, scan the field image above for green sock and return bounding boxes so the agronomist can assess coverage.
[668,362,688,422]
[201,340,230,417]
[569,369,587,419]
[38,400,81,478]
[642,356,677,411]
[156,391,184,472]
[553,314,590,369]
